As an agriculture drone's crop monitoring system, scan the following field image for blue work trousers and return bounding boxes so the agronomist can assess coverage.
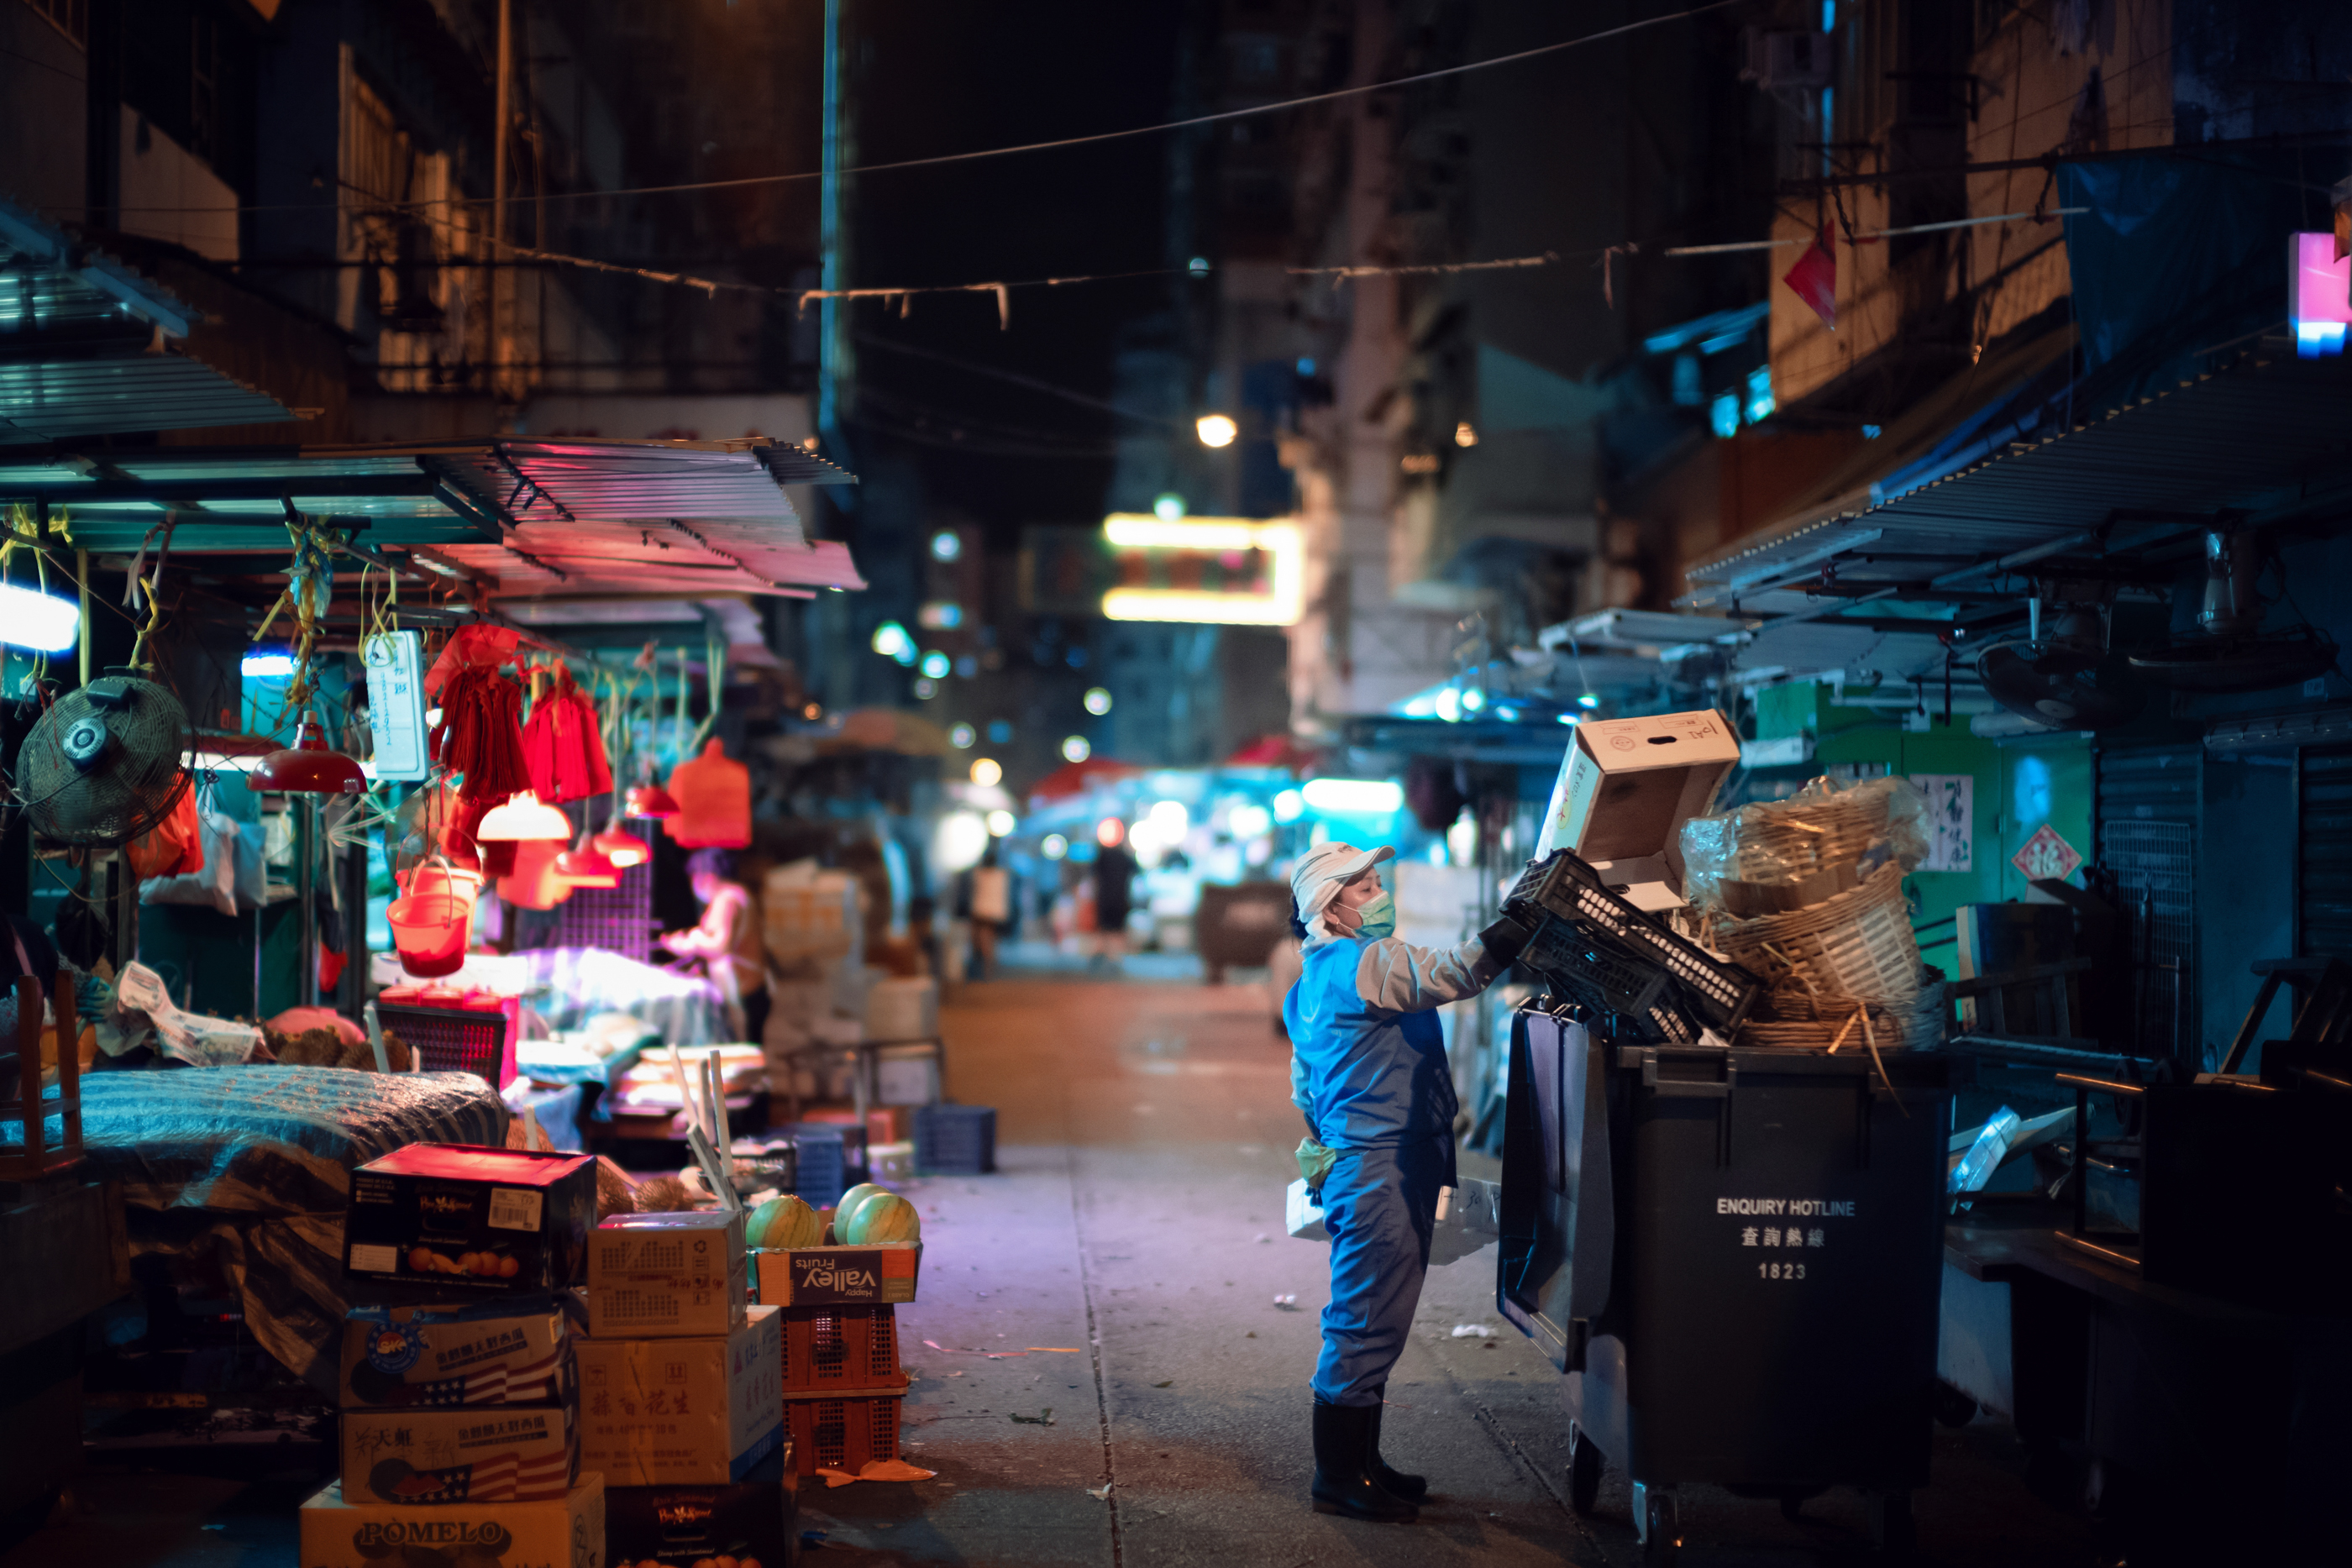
[1312,1133,1453,1407]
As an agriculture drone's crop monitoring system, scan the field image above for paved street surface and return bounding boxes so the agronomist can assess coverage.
[806,974,2099,1568]
[1,973,2101,1568]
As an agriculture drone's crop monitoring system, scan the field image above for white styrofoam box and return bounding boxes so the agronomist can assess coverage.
[874,1044,940,1108]
[864,976,938,1043]
[1286,1177,1329,1241]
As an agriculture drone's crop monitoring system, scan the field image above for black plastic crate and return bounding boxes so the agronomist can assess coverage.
[1507,851,1761,1033]
[914,1104,996,1175]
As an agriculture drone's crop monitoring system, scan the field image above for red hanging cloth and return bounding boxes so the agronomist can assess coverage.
[432,666,532,802]
[522,665,613,805]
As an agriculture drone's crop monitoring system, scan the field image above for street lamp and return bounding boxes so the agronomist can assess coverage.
[1195,413,1238,448]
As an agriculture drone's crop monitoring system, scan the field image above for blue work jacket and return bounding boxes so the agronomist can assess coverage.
[1284,932,1498,1148]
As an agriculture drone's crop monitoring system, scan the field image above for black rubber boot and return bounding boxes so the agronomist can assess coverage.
[1368,1393,1428,1502]
[1311,1399,1418,1522]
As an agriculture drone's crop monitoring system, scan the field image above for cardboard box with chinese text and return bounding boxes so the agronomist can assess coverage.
[340,1392,579,1505]
[339,1297,574,1409]
[585,1209,748,1339]
[578,1304,783,1486]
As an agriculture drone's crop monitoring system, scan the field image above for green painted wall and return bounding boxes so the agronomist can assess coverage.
[1802,697,2094,947]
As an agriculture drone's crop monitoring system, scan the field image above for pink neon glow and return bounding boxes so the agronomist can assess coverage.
[2292,232,2352,325]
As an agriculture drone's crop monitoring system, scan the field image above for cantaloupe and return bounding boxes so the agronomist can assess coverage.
[744,1194,824,1251]
[841,1191,921,1245]
[836,1183,884,1221]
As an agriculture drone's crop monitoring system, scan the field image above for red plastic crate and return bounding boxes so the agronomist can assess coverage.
[780,1303,905,1393]
[783,1391,902,1477]
[376,990,518,1089]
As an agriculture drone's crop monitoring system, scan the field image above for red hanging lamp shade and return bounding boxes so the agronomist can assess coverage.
[590,826,652,868]
[626,783,681,817]
[554,837,621,889]
[250,713,366,795]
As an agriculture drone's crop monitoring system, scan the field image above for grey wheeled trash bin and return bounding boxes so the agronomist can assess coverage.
[1498,1006,1950,1564]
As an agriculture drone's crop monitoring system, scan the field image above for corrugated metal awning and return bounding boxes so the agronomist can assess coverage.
[0,197,294,440]
[1680,349,2352,612]
[0,436,864,597]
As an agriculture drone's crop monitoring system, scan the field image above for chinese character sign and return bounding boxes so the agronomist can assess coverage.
[2011,823,2082,883]
[1910,774,1973,873]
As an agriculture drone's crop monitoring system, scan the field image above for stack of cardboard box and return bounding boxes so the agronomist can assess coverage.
[585,1208,799,1566]
[302,1145,607,1568]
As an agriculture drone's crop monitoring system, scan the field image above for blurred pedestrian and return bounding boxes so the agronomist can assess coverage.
[1090,821,1137,972]
[968,843,1011,977]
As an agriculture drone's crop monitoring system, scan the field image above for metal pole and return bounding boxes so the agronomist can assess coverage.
[300,800,318,1008]
[817,0,845,448]
[491,0,512,393]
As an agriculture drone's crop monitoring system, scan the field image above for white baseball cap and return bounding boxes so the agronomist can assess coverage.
[1291,841,1396,920]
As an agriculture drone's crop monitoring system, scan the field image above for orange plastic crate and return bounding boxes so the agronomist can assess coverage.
[783,1391,902,1477]
[780,1303,906,1392]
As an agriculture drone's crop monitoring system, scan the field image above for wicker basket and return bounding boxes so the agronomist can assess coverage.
[1726,789,1891,883]
[1712,863,1922,1010]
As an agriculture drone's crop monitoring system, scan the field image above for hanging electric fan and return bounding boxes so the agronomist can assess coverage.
[16,671,192,846]
[2127,529,2339,693]
[1977,586,2146,732]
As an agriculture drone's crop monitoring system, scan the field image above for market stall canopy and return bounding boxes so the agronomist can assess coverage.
[1678,348,2352,620]
[501,595,780,666]
[0,436,862,597]
[1029,756,1145,801]
[0,197,293,441]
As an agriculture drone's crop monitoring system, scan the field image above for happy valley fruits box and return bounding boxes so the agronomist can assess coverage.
[341,1387,580,1505]
[346,1144,598,1295]
[339,1298,575,1409]
[750,1242,922,1308]
[299,1471,604,1568]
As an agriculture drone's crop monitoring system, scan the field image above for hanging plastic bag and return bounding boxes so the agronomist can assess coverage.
[141,784,264,915]
[127,775,202,881]
[663,738,751,848]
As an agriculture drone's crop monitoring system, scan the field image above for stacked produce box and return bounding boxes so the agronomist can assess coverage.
[585,1208,799,1567]
[744,1184,924,1478]
[302,1145,606,1568]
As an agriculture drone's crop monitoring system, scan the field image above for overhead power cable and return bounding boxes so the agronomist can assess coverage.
[101,0,1749,218]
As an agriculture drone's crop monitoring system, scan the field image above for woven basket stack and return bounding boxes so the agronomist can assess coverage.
[1684,779,1942,1051]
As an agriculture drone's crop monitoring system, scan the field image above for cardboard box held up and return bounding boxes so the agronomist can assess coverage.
[344,1145,598,1295]
[339,1298,573,1408]
[605,1449,795,1568]
[1534,709,1740,910]
[299,1473,603,1568]
[578,1304,784,1486]
[587,1209,748,1339]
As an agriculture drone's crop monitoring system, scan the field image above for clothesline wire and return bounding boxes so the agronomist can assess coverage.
[97,0,1749,219]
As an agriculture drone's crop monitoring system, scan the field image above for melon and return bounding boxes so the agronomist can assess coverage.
[744,1194,823,1251]
[836,1183,885,1222]
[841,1191,921,1245]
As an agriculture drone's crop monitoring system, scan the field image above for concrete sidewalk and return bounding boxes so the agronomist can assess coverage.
[795,976,2098,1567]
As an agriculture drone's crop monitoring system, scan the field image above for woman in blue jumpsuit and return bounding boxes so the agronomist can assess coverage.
[1284,842,1532,1523]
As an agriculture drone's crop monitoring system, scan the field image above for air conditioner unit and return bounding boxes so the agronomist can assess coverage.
[1740,28,1834,91]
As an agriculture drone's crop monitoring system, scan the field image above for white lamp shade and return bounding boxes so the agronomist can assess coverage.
[475,790,573,842]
